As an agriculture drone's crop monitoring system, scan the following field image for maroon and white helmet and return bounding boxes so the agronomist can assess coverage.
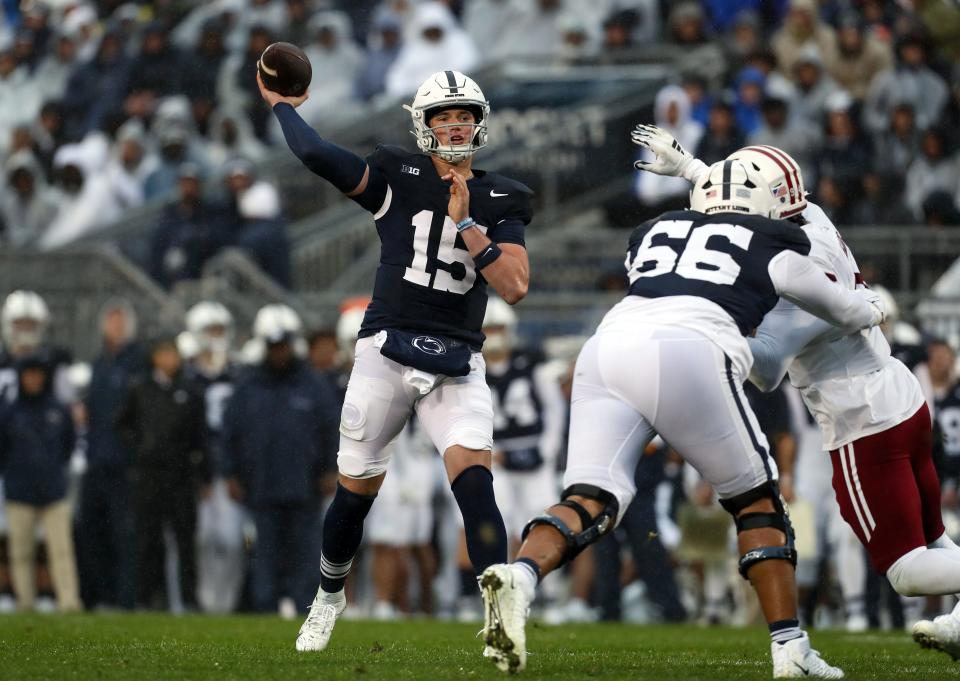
[727,146,807,219]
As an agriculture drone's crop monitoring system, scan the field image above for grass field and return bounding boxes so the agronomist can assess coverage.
[1,614,958,681]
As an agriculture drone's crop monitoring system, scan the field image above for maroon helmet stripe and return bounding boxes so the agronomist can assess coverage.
[758,145,803,206]
[742,145,795,204]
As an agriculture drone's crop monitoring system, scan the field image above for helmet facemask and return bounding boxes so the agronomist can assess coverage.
[404,102,488,163]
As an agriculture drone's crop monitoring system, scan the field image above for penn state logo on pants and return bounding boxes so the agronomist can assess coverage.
[412,336,446,355]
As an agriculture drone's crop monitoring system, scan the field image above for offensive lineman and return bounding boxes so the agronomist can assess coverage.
[633,127,960,660]
[480,160,885,677]
[258,69,532,652]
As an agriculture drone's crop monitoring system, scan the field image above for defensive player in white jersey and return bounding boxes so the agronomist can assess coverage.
[480,159,885,677]
[633,126,960,660]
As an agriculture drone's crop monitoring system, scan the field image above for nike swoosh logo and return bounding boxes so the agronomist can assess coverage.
[795,663,809,675]
[490,190,508,197]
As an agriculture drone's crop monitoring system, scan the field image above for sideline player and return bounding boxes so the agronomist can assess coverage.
[483,297,566,548]
[258,69,533,652]
[182,302,247,615]
[633,127,960,659]
[480,160,884,677]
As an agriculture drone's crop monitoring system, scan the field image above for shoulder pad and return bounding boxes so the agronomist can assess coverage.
[368,144,420,169]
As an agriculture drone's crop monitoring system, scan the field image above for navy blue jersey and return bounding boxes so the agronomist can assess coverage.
[488,351,545,442]
[0,345,73,404]
[934,381,960,481]
[487,351,546,471]
[625,210,811,335]
[352,145,533,350]
[190,366,239,434]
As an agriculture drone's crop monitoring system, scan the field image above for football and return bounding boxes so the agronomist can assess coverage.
[257,42,312,97]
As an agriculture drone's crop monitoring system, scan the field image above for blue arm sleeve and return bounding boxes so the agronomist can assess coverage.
[273,103,368,194]
[491,218,526,247]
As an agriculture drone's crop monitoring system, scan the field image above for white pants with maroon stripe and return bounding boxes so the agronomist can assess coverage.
[564,324,778,524]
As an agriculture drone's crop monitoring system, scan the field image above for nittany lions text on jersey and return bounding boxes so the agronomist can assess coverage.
[350,145,532,349]
[626,210,811,336]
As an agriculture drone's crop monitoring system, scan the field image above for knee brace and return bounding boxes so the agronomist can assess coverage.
[521,484,619,569]
[720,481,797,580]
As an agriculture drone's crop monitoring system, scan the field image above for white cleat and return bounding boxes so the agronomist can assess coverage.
[295,589,346,652]
[480,564,531,673]
[913,615,960,661]
[772,632,844,678]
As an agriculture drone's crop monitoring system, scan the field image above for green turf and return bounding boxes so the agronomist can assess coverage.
[0,614,957,681]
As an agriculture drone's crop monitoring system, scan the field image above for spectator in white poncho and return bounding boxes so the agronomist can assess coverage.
[40,140,121,250]
[634,84,704,209]
[385,2,479,98]
[294,11,364,127]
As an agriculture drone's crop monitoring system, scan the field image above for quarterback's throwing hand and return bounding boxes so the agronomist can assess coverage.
[443,169,470,225]
[256,70,309,109]
[631,123,693,177]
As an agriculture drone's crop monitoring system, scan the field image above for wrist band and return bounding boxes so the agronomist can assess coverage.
[473,242,502,269]
[456,217,476,232]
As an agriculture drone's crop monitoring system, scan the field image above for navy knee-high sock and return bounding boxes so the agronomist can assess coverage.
[451,465,508,574]
[319,483,376,593]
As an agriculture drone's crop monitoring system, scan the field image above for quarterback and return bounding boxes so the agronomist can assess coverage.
[258,70,532,651]
[480,159,885,677]
[634,126,960,661]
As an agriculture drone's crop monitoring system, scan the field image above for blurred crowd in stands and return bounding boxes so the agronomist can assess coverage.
[0,0,957,292]
[1,285,959,631]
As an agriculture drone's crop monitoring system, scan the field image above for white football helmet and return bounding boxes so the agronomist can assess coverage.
[727,145,807,219]
[690,160,778,218]
[253,303,303,344]
[403,70,489,163]
[482,296,518,355]
[2,290,50,351]
[185,301,234,355]
[176,331,200,361]
[335,307,366,365]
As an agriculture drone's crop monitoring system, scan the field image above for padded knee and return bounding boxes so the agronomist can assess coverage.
[520,484,619,568]
[721,481,797,579]
[886,547,926,597]
[336,448,390,479]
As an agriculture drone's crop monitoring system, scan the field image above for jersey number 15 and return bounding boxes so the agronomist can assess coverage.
[404,210,487,295]
[626,219,753,286]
